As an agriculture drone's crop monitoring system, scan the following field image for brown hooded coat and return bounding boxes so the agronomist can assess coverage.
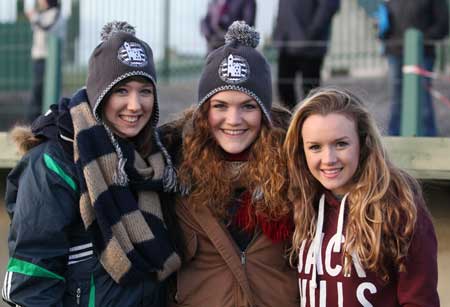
[163,106,299,307]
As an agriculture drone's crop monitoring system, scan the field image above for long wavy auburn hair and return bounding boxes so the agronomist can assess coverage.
[177,101,291,220]
[284,87,420,281]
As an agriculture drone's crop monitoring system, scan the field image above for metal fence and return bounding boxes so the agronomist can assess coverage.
[325,0,386,76]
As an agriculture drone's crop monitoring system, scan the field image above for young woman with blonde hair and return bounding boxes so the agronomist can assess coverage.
[165,21,299,306]
[284,87,439,306]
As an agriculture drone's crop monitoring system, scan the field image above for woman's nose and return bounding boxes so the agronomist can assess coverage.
[127,92,141,111]
[323,148,337,164]
[226,108,242,125]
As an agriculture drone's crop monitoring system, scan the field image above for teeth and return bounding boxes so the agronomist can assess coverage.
[322,169,340,174]
[223,129,245,135]
[121,115,139,123]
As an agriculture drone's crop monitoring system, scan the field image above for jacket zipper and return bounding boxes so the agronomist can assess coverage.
[76,287,81,305]
[240,228,261,265]
[240,251,246,264]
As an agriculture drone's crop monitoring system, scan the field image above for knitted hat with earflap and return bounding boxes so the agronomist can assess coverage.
[85,21,177,191]
[197,21,273,125]
[86,21,159,126]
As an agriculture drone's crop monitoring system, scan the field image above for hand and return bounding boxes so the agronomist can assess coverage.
[25,10,36,21]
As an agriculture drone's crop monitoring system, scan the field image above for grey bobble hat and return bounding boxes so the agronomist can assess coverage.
[197,21,272,125]
[84,21,177,191]
[86,21,159,127]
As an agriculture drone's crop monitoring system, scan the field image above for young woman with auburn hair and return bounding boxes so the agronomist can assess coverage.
[166,21,299,307]
[178,101,289,221]
[284,87,439,306]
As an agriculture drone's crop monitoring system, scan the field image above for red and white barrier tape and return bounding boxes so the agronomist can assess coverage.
[403,65,450,108]
[427,86,450,108]
[403,65,450,82]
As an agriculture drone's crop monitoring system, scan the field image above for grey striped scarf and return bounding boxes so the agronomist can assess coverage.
[69,89,181,284]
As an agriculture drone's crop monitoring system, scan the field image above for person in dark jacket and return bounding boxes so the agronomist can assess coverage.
[1,21,181,307]
[200,0,256,53]
[273,0,340,109]
[382,0,449,136]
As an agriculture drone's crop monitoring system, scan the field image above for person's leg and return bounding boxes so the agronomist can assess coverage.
[387,54,402,136]
[299,55,324,99]
[277,50,298,109]
[421,56,437,136]
[26,59,46,123]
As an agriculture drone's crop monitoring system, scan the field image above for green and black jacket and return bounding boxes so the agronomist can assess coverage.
[2,98,171,307]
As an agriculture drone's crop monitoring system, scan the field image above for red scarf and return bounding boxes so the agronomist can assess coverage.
[224,150,293,243]
[233,190,293,243]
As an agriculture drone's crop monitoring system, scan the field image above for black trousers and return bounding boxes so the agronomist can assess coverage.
[26,59,46,123]
[277,51,324,110]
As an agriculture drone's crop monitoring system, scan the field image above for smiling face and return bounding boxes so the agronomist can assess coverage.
[207,90,262,154]
[301,113,360,195]
[103,80,154,139]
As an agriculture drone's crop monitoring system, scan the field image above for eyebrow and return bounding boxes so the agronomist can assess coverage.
[137,84,154,88]
[119,82,153,88]
[210,98,256,105]
[304,136,351,144]
[335,136,351,141]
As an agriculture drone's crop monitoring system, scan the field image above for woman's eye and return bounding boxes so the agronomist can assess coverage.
[242,103,257,110]
[308,144,320,151]
[211,103,226,109]
[114,88,128,94]
[336,141,349,148]
[141,88,153,95]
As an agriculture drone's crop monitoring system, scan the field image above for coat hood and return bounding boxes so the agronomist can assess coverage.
[10,97,74,156]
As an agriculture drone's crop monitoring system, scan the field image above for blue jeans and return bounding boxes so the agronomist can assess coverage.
[387,55,437,136]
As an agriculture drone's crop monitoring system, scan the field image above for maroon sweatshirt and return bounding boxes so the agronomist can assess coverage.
[297,193,439,307]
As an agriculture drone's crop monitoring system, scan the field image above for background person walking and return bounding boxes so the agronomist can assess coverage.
[273,0,340,109]
[25,0,64,123]
[380,0,449,136]
[200,0,256,54]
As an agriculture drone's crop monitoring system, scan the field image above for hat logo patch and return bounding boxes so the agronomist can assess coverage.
[118,42,148,67]
[219,54,250,84]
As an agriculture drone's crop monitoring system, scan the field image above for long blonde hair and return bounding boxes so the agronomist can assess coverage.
[284,87,419,281]
[177,101,291,220]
